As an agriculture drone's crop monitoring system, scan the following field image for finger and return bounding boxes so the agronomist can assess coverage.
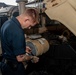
[26,46,31,50]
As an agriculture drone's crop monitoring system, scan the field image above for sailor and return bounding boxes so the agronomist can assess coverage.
[1,8,39,75]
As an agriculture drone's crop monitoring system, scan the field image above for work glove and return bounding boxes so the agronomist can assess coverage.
[31,56,39,63]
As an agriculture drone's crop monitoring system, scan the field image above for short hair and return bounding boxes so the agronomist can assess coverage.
[22,8,39,23]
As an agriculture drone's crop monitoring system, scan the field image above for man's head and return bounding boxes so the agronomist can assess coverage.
[17,8,39,29]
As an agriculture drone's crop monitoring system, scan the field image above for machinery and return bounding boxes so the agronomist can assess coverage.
[16,0,76,75]
[44,0,76,36]
[15,0,76,54]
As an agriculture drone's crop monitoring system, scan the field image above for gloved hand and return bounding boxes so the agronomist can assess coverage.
[31,56,39,63]
[25,46,39,63]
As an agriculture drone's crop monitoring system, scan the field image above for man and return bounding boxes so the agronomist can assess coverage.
[1,8,39,75]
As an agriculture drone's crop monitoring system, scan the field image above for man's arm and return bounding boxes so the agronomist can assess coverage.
[16,47,39,63]
[16,54,39,63]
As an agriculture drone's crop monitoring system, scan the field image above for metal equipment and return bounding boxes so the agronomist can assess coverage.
[44,0,76,36]
[26,38,49,56]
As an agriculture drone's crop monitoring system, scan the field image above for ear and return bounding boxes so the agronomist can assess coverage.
[24,16,29,21]
[25,19,29,22]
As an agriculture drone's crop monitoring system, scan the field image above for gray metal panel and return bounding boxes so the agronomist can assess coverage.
[26,41,37,56]
[16,0,27,3]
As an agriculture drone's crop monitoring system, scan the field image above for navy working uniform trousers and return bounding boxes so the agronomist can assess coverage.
[1,59,26,75]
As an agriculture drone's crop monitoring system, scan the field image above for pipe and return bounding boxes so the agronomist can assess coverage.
[16,0,28,14]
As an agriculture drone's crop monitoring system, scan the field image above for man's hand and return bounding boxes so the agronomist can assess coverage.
[26,46,32,54]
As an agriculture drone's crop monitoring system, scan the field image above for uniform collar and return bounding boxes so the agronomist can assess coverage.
[11,17,22,29]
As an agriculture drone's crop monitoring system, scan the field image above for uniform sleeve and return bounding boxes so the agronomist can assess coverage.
[12,30,26,56]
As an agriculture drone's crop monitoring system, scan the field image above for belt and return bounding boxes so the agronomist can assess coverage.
[2,58,19,71]
[2,58,17,64]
